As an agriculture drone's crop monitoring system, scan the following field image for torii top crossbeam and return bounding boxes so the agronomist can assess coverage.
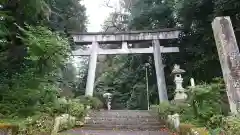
[71,28,180,44]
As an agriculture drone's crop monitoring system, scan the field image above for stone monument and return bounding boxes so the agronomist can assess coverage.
[172,64,187,100]
[212,16,240,114]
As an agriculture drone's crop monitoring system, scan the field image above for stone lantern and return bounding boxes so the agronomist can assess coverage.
[172,64,187,101]
[103,93,112,110]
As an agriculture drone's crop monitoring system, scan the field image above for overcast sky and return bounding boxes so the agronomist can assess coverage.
[73,0,120,67]
[82,0,119,32]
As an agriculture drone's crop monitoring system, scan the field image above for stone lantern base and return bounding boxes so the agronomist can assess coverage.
[174,89,187,101]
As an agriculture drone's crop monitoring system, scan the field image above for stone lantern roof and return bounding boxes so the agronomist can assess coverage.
[171,64,186,74]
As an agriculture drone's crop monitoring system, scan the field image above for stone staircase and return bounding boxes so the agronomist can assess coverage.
[62,110,169,135]
[83,110,165,131]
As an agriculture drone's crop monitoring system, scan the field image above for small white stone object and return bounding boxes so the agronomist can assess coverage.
[190,78,195,87]
[172,113,180,129]
[167,113,180,129]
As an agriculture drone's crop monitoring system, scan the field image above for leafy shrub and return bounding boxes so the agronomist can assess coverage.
[157,102,190,120]
[0,25,70,117]
[58,115,76,132]
[156,79,231,133]
[222,116,240,135]
[68,101,86,119]
[207,115,224,129]
[175,80,228,126]
[209,128,224,135]
[190,127,209,135]
[178,123,195,135]
[18,114,54,135]
[77,96,103,110]
[157,102,177,119]
[90,97,103,110]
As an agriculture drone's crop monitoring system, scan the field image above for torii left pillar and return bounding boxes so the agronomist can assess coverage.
[85,41,98,96]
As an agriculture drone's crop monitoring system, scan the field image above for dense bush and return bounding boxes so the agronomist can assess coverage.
[207,115,224,129]
[68,100,86,119]
[17,114,54,135]
[186,80,228,125]
[0,25,70,118]
[222,116,240,135]
[76,96,103,110]
[178,123,195,135]
[157,102,179,119]
[156,78,234,134]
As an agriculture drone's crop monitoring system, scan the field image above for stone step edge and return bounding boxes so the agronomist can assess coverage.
[87,116,161,119]
[86,118,165,121]
[85,121,163,124]
[80,127,164,131]
[86,117,164,121]
[80,127,163,131]
[75,127,165,131]
[86,116,160,118]
[82,124,164,128]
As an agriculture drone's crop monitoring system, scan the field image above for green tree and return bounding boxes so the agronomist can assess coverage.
[47,0,87,33]
[95,0,240,109]
[0,0,87,117]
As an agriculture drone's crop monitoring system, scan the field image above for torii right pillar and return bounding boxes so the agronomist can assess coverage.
[153,39,168,102]
[212,16,240,114]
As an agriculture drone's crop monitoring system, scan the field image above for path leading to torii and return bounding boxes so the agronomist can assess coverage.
[61,110,170,135]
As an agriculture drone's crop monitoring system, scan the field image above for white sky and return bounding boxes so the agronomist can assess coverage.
[73,0,120,68]
[82,0,119,32]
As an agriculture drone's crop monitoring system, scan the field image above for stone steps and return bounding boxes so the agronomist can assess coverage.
[81,110,165,131]
[88,110,155,117]
[61,110,168,134]
[81,124,163,131]
[85,121,162,125]
[85,117,162,123]
[62,129,170,135]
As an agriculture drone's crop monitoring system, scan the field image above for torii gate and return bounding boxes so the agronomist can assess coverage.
[71,29,180,103]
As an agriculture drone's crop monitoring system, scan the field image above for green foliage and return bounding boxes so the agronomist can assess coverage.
[158,102,176,118]
[156,79,229,129]
[179,124,211,135]
[48,0,87,32]
[0,25,70,117]
[190,128,210,135]
[68,101,86,118]
[99,0,240,110]
[20,25,70,71]
[178,123,196,135]
[185,79,229,125]
[157,102,190,120]
[222,116,240,135]
[77,96,103,110]
[95,54,155,110]
[17,114,54,135]
[1,98,88,134]
[207,115,224,129]
[0,0,87,133]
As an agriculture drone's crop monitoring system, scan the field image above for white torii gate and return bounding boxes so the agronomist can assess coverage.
[71,29,180,103]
